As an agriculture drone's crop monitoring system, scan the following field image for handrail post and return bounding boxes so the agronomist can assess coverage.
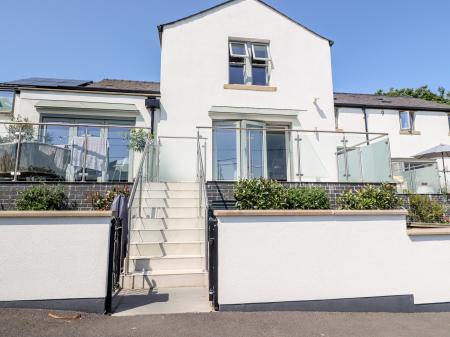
[341,134,350,182]
[82,130,88,182]
[13,125,23,182]
[295,131,302,182]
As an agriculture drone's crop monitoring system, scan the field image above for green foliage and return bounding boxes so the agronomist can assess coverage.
[89,185,130,210]
[16,185,67,211]
[337,184,402,210]
[0,115,35,143]
[286,186,330,210]
[234,178,287,210]
[376,86,450,106]
[128,129,151,152]
[234,178,330,210]
[408,194,445,223]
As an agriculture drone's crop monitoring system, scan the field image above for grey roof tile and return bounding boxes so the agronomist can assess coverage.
[334,92,450,112]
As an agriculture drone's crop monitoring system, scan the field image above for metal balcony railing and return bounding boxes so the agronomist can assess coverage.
[0,121,152,183]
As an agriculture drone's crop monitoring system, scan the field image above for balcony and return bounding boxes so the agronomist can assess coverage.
[0,121,152,182]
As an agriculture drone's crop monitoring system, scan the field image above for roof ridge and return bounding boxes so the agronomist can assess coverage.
[99,78,160,84]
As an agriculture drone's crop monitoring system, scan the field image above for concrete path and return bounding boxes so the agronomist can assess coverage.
[3,309,450,337]
[112,287,212,316]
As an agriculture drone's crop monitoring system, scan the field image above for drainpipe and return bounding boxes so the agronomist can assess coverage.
[362,107,369,144]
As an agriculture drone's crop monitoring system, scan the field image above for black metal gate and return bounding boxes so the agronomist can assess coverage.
[208,209,219,310]
[104,216,123,314]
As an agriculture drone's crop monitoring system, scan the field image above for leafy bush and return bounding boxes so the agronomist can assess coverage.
[234,178,330,210]
[337,184,402,210]
[89,185,130,210]
[128,129,151,152]
[408,194,445,223]
[0,115,34,144]
[286,187,330,210]
[16,185,67,210]
[234,178,287,210]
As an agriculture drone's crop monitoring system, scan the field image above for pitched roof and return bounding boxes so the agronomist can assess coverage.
[0,78,160,95]
[334,92,450,112]
[157,0,333,46]
[87,79,160,93]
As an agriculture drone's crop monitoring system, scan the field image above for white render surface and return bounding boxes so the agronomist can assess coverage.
[0,214,111,302]
[216,213,450,306]
[159,0,335,182]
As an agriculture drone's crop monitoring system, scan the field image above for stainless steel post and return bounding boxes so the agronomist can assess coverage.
[13,126,23,182]
[82,130,88,182]
[295,132,302,182]
[341,135,350,182]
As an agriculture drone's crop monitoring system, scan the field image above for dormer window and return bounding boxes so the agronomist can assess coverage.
[228,40,271,86]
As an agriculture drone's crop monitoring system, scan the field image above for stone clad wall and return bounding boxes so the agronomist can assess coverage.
[0,182,132,211]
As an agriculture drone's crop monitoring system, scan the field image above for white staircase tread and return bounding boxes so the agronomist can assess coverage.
[131,228,203,232]
[129,254,204,260]
[130,241,204,245]
[128,269,207,276]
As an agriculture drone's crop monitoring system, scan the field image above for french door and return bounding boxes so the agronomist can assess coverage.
[213,120,289,180]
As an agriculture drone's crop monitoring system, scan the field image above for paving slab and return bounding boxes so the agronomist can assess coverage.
[112,287,212,316]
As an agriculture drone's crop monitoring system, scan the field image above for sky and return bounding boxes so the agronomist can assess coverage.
[1,0,450,93]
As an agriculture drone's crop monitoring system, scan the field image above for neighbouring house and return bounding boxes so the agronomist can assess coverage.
[335,93,450,193]
[0,78,160,183]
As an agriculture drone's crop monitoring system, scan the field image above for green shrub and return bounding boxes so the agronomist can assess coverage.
[286,187,330,210]
[128,128,151,152]
[408,194,445,223]
[16,185,67,211]
[234,178,331,210]
[337,184,402,210]
[234,178,287,210]
[89,185,130,210]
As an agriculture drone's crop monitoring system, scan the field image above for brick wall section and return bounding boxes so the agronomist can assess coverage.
[0,182,132,211]
[206,181,385,210]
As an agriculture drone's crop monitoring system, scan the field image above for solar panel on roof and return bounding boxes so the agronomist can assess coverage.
[5,77,92,87]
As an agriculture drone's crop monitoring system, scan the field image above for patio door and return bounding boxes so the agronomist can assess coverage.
[241,121,266,179]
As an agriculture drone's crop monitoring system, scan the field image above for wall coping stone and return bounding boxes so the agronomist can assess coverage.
[407,227,450,236]
[214,209,408,217]
[0,211,113,218]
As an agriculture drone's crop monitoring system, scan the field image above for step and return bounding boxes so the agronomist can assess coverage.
[128,255,205,272]
[140,190,200,199]
[130,228,205,242]
[132,207,200,219]
[129,242,204,256]
[137,198,200,208]
[143,182,200,191]
[132,218,204,230]
[122,270,207,289]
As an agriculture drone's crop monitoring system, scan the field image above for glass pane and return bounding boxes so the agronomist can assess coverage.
[229,64,245,84]
[213,126,238,180]
[252,66,267,86]
[107,127,130,182]
[75,123,104,182]
[43,125,70,145]
[230,42,247,56]
[0,91,14,113]
[267,131,287,180]
[246,125,264,179]
[253,44,269,59]
[360,139,391,182]
[400,112,410,130]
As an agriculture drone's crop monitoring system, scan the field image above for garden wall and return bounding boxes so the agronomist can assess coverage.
[214,210,450,312]
[0,211,112,313]
[0,182,132,210]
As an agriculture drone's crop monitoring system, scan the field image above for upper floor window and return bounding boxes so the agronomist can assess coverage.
[399,111,414,131]
[0,90,14,113]
[228,41,271,86]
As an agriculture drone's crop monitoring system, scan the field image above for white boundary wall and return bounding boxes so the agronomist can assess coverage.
[0,211,111,302]
[215,210,450,306]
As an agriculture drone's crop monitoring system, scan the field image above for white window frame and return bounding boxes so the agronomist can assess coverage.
[399,111,414,131]
[251,43,271,61]
[229,42,249,58]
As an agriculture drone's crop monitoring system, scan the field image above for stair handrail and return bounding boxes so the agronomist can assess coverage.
[196,131,209,271]
[125,138,153,275]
